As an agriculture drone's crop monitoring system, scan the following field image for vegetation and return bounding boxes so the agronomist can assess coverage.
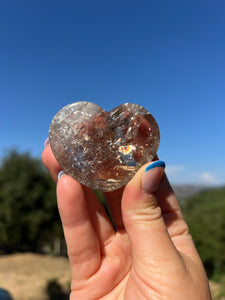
[46,279,69,300]
[181,187,225,279]
[0,150,63,253]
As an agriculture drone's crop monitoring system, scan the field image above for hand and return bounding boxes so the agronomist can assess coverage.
[42,144,211,300]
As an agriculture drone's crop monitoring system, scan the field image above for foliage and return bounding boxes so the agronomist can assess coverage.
[46,279,69,300]
[181,187,225,279]
[0,150,63,253]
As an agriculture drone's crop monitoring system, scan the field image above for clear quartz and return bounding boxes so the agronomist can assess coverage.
[49,102,160,192]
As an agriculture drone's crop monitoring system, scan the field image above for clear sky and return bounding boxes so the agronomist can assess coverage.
[1,0,225,185]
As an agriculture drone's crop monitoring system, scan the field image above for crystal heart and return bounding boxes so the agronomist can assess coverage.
[49,102,160,192]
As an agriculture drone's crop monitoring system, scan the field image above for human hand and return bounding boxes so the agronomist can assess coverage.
[42,144,211,300]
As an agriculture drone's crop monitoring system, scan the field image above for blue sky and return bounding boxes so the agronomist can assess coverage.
[1,0,225,185]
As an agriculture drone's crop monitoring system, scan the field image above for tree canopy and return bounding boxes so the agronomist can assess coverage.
[0,150,62,253]
[181,187,225,278]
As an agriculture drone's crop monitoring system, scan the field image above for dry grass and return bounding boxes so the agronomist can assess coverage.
[0,253,70,300]
[210,279,225,300]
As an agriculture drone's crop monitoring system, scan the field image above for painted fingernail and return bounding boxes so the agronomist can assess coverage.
[142,161,165,192]
[145,161,165,172]
[58,170,66,181]
[44,137,50,148]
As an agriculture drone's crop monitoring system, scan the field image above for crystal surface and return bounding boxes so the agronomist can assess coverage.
[49,102,160,192]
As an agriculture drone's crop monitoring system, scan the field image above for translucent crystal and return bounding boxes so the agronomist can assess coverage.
[49,102,160,192]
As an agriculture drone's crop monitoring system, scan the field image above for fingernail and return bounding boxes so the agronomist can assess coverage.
[44,137,50,148]
[145,161,165,172]
[142,161,165,192]
[58,170,66,181]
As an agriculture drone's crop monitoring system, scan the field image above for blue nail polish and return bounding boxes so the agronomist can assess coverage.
[44,137,50,148]
[58,170,66,180]
[145,161,165,172]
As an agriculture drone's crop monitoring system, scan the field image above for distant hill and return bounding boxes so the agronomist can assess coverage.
[172,184,206,200]
[171,184,225,200]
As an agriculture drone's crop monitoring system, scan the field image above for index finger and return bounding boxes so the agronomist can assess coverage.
[42,144,62,182]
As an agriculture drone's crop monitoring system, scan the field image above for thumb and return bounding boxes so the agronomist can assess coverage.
[122,161,180,272]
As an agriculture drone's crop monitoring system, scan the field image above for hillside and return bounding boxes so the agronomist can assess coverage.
[0,253,70,300]
[172,184,206,199]
[181,186,225,279]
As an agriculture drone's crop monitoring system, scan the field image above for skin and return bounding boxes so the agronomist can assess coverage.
[42,145,212,300]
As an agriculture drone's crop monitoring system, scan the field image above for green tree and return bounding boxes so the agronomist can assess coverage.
[181,187,225,279]
[46,279,69,300]
[0,150,62,253]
